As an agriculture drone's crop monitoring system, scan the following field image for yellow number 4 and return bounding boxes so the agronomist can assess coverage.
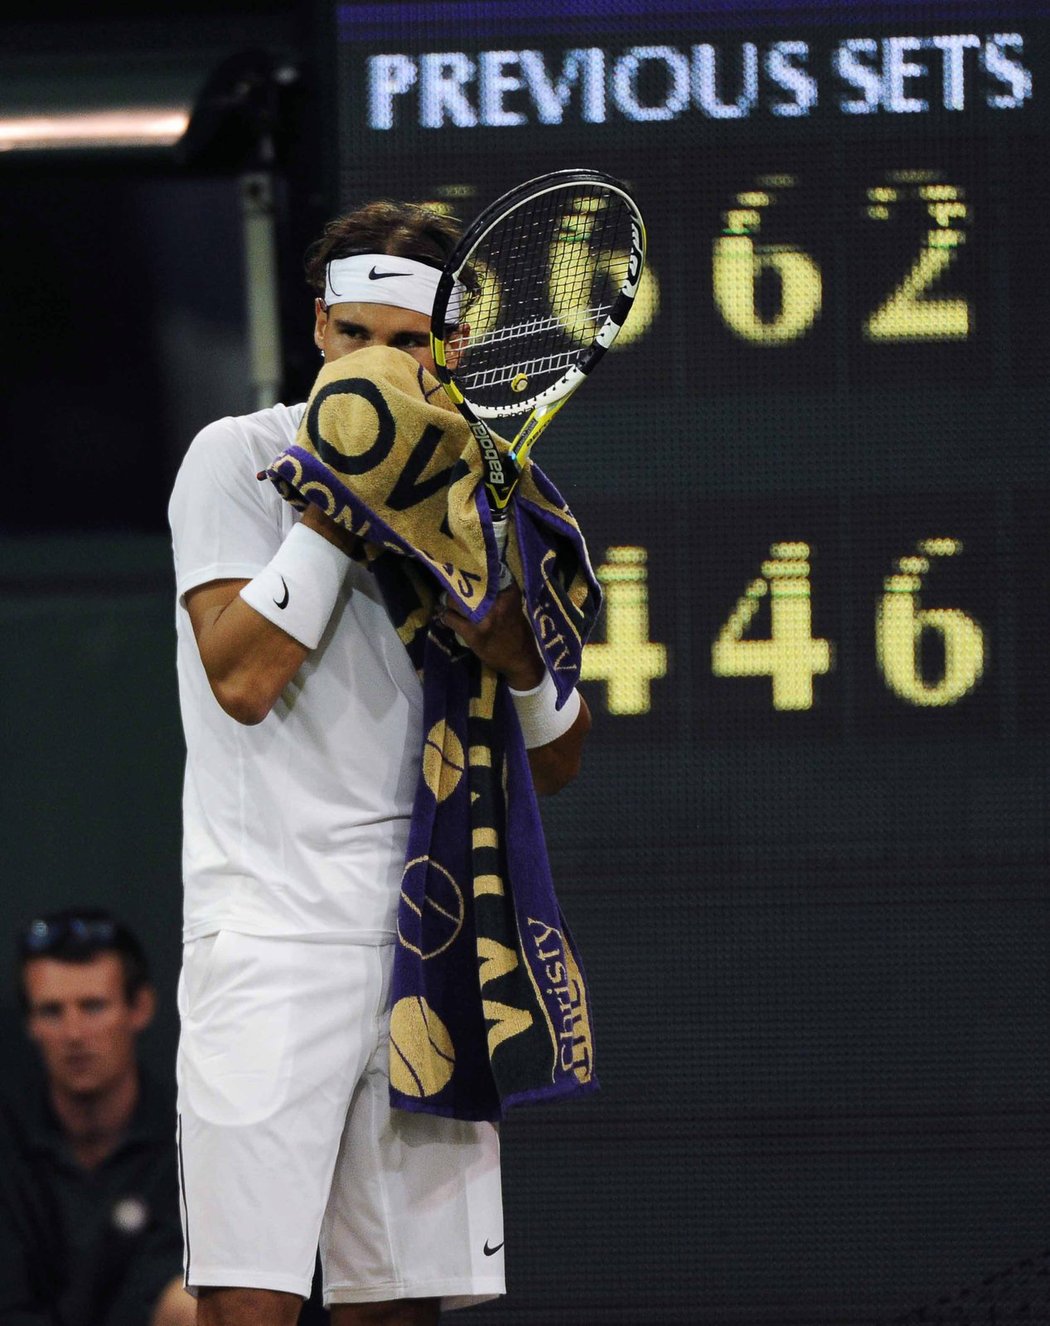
[711,543,832,710]
[581,547,667,715]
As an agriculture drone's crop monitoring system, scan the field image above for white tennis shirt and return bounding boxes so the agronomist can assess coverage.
[168,403,423,943]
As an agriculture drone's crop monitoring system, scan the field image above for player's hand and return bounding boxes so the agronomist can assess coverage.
[438,584,544,690]
[300,502,360,558]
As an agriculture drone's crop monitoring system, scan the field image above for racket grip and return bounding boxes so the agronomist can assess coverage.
[442,515,512,644]
[493,515,512,590]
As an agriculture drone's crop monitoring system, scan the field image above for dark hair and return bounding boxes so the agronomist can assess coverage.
[304,198,479,316]
[17,907,151,1012]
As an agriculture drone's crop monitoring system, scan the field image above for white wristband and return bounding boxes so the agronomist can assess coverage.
[509,670,581,749]
[239,521,350,649]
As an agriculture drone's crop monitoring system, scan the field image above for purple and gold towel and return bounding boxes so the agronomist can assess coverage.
[262,345,602,1120]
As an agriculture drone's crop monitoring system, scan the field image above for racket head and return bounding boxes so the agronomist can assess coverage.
[430,168,646,423]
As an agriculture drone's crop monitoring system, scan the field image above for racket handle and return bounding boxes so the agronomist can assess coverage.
[442,515,513,644]
[492,515,512,589]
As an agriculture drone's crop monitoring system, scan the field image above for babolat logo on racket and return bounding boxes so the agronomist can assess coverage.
[627,224,644,287]
[469,422,506,485]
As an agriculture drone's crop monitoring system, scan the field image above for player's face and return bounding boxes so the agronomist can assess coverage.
[314,299,437,374]
[24,953,154,1099]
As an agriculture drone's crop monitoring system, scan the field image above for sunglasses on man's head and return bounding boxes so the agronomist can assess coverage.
[20,915,117,957]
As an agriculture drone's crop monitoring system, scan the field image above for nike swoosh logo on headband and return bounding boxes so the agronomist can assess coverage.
[368,266,410,280]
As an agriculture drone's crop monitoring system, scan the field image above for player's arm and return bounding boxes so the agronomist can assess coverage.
[185,579,308,725]
[440,586,591,796]
[522,694,591,796]
[186,506,354,726]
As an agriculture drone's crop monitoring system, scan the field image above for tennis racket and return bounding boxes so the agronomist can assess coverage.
[429,167,647,572]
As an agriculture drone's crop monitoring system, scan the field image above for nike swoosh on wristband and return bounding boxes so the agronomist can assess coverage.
[273,577,290,610]
[483,1240,504,1256]
[368,266,410,279]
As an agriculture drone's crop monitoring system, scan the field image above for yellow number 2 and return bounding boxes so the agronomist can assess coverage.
[864,182,971,342]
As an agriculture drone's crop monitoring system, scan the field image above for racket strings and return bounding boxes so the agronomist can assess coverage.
[461,348,582,391]
[464,301,615,350]
[458,302,615,363]
[455,184,634,410]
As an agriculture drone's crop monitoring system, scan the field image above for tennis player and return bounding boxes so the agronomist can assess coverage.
[167,200,591,1326]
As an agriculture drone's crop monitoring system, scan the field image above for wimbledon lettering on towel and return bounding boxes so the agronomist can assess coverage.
[468,669,539,1072]
[301,374,488,605]
[468,670,595,1090]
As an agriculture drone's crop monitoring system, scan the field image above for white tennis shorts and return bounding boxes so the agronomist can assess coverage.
[175,931,505,1310]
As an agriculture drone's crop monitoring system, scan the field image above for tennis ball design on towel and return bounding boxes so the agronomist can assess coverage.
[390,996,455,1097]
[398,856,465,958]
[422,719,465,803]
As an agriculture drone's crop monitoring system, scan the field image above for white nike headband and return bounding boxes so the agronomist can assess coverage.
[323,254,464,323]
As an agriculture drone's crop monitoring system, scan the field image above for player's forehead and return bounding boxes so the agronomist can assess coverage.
[325,300,431,334]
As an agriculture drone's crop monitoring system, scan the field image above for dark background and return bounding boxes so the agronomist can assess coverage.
[2,2,1049,1323]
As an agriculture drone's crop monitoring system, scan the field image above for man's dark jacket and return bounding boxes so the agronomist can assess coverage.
[0,1060,183,1326]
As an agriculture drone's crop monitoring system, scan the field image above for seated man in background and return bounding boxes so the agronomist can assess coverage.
[0,907,195,1326]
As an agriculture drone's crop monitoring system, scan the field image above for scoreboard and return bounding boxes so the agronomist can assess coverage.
[319,3,1050,1322]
